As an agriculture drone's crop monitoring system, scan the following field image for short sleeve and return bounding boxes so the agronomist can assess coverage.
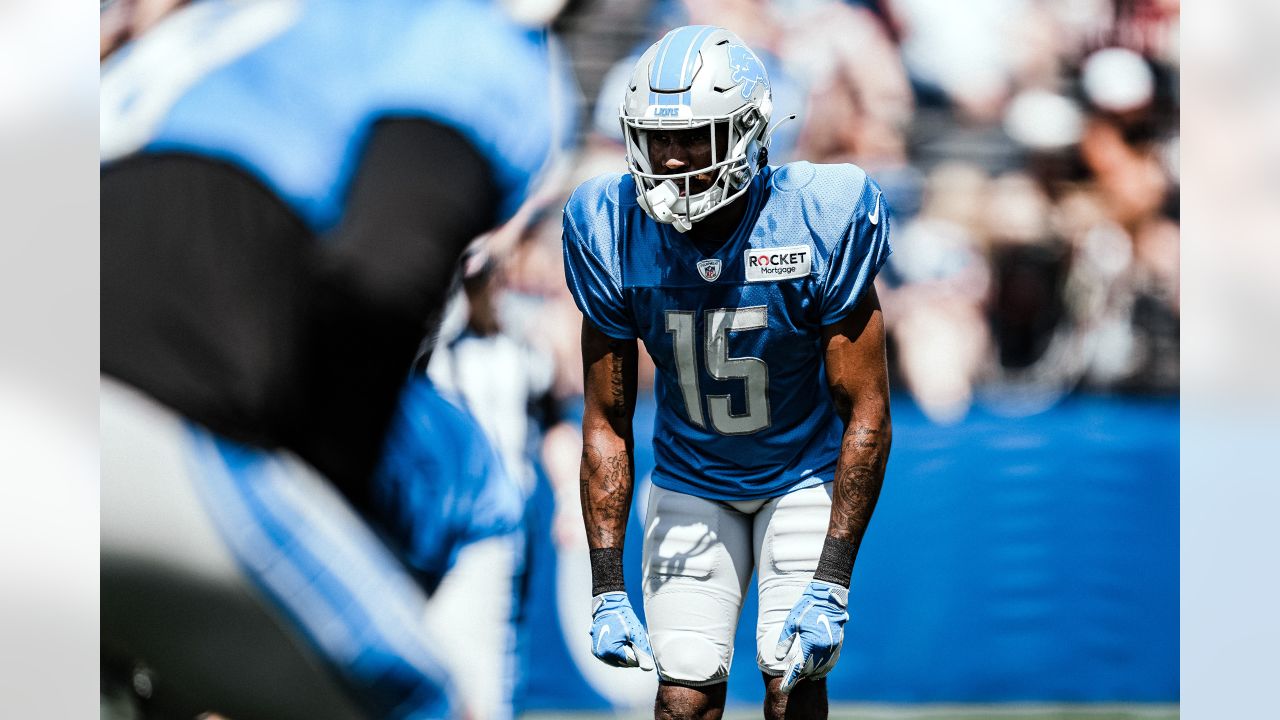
[561,204,637,339]
[820,178,893,326]
[462,441,523,544]
[372,379,523,587]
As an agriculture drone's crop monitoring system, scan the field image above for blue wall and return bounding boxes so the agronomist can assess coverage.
[521,395,1178,711]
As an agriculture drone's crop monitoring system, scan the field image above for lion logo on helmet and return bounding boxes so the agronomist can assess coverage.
[727,44,766,100]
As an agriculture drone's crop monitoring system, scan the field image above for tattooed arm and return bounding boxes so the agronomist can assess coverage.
[579,320,639,595]
[816,285,892,587]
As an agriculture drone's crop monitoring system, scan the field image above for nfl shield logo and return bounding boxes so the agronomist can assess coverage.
[696,259,722,282]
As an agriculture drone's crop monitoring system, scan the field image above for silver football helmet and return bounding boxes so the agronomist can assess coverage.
[620,26,775,232]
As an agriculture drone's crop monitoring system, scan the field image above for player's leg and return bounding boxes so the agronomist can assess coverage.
[642,485,756,719]
[753,482,835,720]
[656,680,727,720]
[421,530,524,720]
[186,423,463,719]
[101,378,368,719]
[761,672,828,720]
[101,378,457,719]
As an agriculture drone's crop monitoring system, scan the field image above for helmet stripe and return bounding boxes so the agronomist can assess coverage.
[651,25,715,105]
[649,27,684,93]
[649,28,680,103]
[675,26,716,106]
[671,25,709,88]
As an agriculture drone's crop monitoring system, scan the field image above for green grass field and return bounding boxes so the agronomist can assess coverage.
[521,704,1178,720]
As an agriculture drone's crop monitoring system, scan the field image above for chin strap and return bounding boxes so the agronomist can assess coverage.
[643,179,680,223]
[643,179,694,233]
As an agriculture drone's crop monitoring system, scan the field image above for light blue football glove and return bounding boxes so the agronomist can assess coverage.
[589,592,654,671]
[774,580,850,694]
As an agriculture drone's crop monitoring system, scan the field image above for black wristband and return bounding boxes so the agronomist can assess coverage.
[813,536,857,588]
[590,547,626,596]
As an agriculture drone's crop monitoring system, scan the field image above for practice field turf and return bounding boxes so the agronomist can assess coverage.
[522,704,1178,720]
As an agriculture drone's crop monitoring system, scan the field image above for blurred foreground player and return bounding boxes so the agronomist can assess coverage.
[101,0,560,717]
[563,26,893,720]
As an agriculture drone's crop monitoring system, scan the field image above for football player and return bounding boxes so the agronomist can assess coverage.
[563,26,893,720]
[372,374,528,720]
[100,0,562,717]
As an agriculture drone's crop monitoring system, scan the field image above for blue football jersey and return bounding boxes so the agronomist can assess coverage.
[563,163,891,500]
[100,0,567,229]
[373,377,525,593]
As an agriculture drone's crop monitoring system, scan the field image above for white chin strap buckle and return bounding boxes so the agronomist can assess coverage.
[645,180,693,233]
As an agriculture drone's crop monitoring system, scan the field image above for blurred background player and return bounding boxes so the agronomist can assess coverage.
[415,243,581,718]
[371,373,528,720]
[563,26,892,720]
[426,248,568,503]
[100,0,565,717]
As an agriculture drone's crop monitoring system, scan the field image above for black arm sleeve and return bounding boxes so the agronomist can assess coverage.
[287,118,501,507]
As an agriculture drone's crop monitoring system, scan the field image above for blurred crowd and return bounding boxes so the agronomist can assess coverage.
[475,0,1180,429]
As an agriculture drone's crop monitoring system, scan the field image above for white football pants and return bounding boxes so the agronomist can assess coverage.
[641,482,834,686]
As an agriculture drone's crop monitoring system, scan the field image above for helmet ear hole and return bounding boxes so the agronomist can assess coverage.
[711,120,732,164]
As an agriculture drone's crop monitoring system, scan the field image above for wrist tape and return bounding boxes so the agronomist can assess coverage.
[590,547,626,596]
[813,536,856,588]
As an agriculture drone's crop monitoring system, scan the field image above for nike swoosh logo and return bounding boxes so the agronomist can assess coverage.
[816,614,834,644]
[596,625,611,655]
[868,193,881,226]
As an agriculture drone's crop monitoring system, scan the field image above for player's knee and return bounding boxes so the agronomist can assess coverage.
[656,681,725,720]
[652,633,728,685]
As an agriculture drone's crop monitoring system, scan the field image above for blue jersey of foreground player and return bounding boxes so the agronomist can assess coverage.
[99,0,564,229]
[563,162,891,501]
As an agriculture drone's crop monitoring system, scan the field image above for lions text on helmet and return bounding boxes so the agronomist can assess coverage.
[620,25,792,233]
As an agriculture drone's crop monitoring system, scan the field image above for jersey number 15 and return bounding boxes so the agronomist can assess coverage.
[665,307,771,435]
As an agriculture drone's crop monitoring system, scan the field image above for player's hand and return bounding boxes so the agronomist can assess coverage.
[774,580,849,693]
[589,592,654,671]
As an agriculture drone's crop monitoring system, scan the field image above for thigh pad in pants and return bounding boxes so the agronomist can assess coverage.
[641,485,753,686]
[753,482,833,676]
